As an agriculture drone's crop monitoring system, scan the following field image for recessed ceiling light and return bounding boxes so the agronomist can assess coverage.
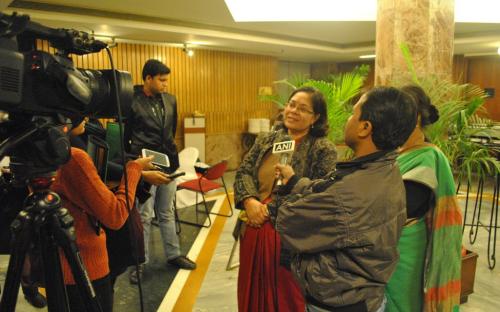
[359,54,376,59]
[225,0,500,23]
[224,0,376,22]
[455,0,500,23]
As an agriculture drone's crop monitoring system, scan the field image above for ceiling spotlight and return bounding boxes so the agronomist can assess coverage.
[183,44,194,57]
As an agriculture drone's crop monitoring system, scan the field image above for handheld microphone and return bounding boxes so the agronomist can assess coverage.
[272,136,295,185]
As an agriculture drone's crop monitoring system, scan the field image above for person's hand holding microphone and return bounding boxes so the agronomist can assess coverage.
[272,136,295,186]
[274,164,295,185]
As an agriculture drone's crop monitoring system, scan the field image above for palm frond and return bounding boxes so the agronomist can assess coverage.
[286,73,310,89]
[258,94,287,108]
[258,67,369,144]
[400,44,500,182]
[400,43,420,84]
[273,78,298,90]
[465,96,486,117]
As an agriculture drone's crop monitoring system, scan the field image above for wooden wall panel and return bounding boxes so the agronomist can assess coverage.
[467,56,500,121]
[453,55,468,84]
[36,40,278,138]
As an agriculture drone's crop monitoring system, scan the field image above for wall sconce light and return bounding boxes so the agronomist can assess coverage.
[107,37,117,48]
[497,47,500,55]
[183,43,194,57]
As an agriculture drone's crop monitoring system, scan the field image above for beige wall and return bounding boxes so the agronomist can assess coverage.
[276,61,311,99]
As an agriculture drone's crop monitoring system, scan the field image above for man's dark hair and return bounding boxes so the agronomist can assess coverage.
[142,59,171,81]
[285,86,329,137]
[360,87,417,150]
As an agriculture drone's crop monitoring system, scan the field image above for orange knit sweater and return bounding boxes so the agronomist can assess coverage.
[51,147,142,284]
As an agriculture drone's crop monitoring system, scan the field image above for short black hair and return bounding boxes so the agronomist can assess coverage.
[360,87,417,150]
[285,86,329,137]
[401,85,439,127]
[142,59,170,81]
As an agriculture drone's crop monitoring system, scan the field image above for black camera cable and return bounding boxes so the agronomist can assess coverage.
[274,221,279,312]
[106,47,145,312]
[270,178,280,312]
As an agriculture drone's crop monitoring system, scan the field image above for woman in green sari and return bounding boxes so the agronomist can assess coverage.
[385,85,462,312]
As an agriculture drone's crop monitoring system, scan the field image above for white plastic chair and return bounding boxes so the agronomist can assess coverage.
[178,147,199,174]
[174,147,199,209]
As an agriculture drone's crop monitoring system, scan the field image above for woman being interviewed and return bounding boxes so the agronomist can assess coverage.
[385,85,462,312]
[234,86,337,311]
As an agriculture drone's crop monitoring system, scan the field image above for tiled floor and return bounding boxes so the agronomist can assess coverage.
[113,200,216,312]
[193,213,239,311]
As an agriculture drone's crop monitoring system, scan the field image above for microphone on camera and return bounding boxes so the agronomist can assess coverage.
[272,135,295,185]
[88,39,108,52]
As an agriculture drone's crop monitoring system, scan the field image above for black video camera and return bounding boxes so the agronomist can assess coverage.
[0,11,133,181]
[0,12,133,118]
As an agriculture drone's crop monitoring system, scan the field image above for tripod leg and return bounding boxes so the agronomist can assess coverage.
[0,211,32,312]
[39,223,71,312]
[50,207,103,312]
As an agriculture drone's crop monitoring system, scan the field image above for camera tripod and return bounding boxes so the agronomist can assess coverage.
[0,176,103,312]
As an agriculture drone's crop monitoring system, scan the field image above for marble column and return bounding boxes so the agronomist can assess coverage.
[375,0,455,86]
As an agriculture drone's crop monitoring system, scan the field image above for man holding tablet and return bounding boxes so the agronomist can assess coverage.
[125,59,196,284]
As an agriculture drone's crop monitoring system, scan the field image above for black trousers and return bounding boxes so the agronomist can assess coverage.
[66,275,113,312]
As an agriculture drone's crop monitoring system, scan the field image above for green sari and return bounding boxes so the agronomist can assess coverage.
[386,145,462,312]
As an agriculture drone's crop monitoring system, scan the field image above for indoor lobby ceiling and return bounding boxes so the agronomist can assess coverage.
[4,0,500,62]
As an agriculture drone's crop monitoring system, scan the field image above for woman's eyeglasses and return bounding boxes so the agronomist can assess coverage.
[285,101,314,114]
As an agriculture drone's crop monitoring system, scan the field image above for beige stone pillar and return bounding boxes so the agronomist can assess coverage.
[375,0,455,86]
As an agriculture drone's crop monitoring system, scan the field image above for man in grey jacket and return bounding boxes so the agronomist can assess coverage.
[272,87,418,312]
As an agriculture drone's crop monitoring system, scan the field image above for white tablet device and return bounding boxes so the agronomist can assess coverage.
[141,148,170,168]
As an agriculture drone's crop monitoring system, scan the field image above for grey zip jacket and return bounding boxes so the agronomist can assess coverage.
[272,151,406,311]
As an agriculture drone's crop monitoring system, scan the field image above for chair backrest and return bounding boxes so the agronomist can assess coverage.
[178,147,199,168]
[204,160,228,180]
[105,122,121,161]
[178,147,199,178]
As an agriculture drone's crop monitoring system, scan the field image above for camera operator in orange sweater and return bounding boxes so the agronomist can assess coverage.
[51,118,154,311]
